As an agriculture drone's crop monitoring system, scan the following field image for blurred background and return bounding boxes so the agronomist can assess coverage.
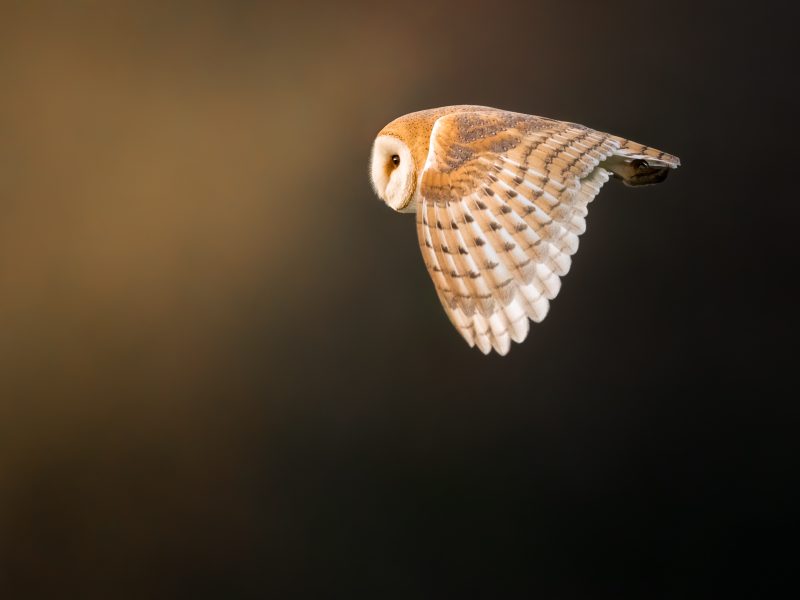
[1,1,796,597]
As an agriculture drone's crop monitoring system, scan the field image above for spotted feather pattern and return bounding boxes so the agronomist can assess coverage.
[416,109,679,354]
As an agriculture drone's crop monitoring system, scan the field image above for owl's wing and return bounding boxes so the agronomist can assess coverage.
[416,109,679,355]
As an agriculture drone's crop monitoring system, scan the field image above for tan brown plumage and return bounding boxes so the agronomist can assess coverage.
[369,105,680,355]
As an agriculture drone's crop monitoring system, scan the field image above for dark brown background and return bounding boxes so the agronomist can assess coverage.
[1,1,795,598]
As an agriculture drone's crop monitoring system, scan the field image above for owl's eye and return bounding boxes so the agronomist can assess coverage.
[391,155,400,167]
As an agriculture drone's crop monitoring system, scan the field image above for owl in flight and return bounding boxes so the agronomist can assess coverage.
[369,105,680,355]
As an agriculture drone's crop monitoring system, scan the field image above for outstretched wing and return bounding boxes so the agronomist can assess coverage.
[415,108,679,355]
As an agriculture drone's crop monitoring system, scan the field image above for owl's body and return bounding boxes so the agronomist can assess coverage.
[370,105,680,355]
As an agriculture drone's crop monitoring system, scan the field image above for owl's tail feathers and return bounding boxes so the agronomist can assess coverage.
[601,137,680,187]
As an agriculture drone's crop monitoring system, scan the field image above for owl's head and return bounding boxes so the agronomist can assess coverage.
[369,135,418,213]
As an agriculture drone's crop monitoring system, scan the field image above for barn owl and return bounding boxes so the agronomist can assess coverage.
[369,105,680,355]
